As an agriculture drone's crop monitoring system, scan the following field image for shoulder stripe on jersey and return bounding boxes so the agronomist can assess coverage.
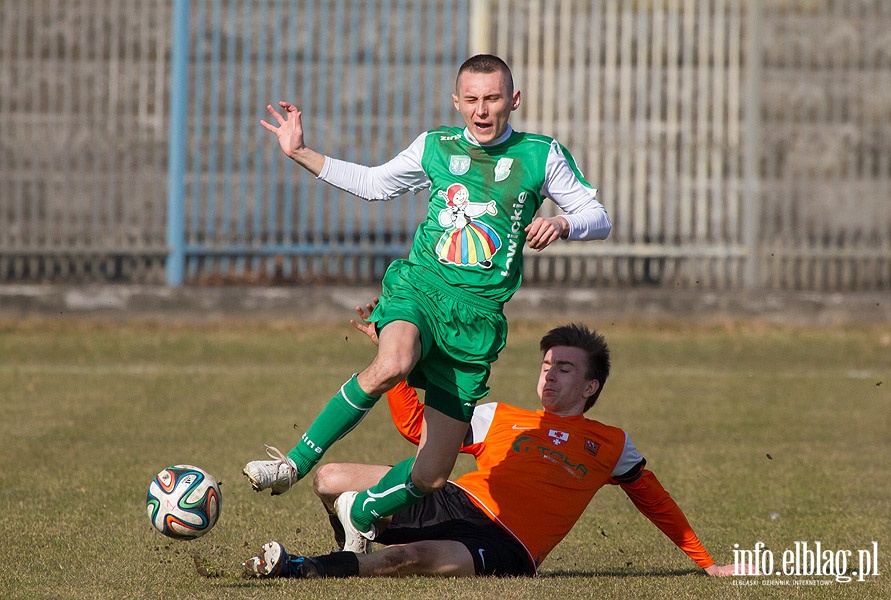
[614,458,647,484]
[467,402,497,445]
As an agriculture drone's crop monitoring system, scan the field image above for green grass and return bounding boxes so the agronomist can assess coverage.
[1,317,889,599]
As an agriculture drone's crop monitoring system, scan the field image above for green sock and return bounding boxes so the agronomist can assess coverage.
[350,457,426,534]
[287,375,380,476]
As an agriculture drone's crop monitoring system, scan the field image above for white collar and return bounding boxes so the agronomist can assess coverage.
[462,124,514,147]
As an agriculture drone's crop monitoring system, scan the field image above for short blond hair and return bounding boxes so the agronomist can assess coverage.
[456,54,514,95]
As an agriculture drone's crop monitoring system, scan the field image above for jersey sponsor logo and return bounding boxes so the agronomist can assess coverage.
[494,157,513,182]
[548,429,569,445]
[440,134,462,141]
[584,438,601,456]
[435,183,502,268]
[511,434,589,479]
[500,191,529,276]
[448,154,471,175]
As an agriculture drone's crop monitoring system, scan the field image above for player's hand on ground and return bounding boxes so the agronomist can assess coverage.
[704,563,760,576]
[260,101,306,159]
[525,216,568,251]
[350,297,380,346]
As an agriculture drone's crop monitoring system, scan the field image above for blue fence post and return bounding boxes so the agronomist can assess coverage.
[165,0,190,286]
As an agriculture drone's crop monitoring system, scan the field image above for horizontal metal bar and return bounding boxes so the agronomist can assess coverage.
[0,248,168,256]
[183,244,411,257]
[4,245,885,262]
[761,248,891,260]
[534,244,752,259]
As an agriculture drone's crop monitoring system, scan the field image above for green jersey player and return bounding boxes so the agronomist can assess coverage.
[245,55,611,553]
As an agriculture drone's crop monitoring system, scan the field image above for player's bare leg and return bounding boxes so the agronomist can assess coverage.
[411,406,468,493]
[356,320,422,395]
[358,540,475,577]
[243,539,475,579]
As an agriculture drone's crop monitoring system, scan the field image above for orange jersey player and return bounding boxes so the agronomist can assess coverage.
[384,379,713,572]
[243,321,747,579]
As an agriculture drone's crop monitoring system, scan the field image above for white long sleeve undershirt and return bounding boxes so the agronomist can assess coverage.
[317,126,610,241]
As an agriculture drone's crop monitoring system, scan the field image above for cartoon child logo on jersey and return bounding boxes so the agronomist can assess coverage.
[435,183,502,268]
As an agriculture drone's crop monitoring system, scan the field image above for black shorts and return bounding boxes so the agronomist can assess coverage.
[375,482,535,577]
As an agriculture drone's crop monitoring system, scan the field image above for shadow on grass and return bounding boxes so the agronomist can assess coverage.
[538,568,702,578]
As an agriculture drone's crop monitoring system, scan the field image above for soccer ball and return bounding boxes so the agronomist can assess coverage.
[146,464,221,540]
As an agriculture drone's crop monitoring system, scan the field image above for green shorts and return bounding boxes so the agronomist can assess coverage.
[369,260,507,422]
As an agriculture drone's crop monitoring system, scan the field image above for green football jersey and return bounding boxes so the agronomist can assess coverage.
[408,126,589,304]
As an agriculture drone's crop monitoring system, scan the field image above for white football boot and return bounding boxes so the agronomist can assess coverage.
[333,491,373,554]
[242,445,300,495]
[242,541,287,578]
[243,541,318,578]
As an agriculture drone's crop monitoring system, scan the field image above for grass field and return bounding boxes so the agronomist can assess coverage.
[1,316,888,599]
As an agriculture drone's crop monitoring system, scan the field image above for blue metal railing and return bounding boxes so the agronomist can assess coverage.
[166,0,469,285]
[166,0,191,286]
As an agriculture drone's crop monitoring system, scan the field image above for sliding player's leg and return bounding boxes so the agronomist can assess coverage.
[243,539,474,579]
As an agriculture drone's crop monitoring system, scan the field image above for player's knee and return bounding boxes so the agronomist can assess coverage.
[410,471,448,495]
[312,463,344,499]
[363,356,414,393]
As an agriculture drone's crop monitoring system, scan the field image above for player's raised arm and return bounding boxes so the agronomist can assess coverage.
[260,101,326,176]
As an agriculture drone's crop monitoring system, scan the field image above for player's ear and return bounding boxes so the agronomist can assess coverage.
[511,90,521,111]
[584,379,599,400]
[453,94,460,111]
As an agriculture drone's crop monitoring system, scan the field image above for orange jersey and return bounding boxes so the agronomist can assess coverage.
[386,380,714,571]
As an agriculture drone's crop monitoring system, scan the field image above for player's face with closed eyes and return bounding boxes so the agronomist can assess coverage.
[452,70,520,145]
[537,346,599,416]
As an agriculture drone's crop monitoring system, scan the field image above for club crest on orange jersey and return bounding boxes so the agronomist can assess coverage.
[584,438,601,456]
[549,429,569,445]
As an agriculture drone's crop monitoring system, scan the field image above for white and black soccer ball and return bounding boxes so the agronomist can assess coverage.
[146,464,221,540]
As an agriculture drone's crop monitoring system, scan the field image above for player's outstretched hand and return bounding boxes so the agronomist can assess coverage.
[350,297,380,346]
[260,101,306,159]
[704,563,760,576]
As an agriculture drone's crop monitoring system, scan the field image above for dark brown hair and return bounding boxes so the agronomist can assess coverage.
[539,323,610,411]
